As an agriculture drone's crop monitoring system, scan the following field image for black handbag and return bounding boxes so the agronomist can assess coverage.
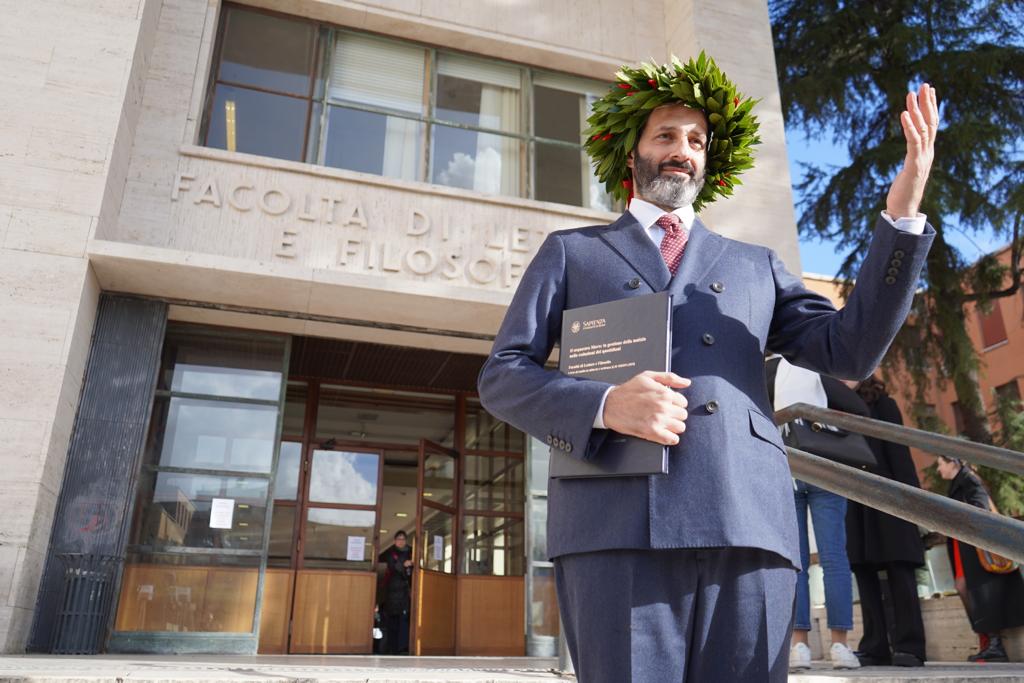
[783,418,879,471]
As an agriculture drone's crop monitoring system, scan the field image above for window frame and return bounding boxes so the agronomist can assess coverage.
[201,4,322,163]
[202,4,615,210]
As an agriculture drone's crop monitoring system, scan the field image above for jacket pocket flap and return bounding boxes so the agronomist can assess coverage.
[749,409,786,454]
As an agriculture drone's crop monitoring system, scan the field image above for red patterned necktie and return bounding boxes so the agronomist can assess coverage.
[656,213,688,275]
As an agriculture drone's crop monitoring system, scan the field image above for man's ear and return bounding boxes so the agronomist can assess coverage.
[626,150,634,171]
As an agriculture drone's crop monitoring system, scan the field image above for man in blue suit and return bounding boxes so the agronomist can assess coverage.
[478,55,937,682]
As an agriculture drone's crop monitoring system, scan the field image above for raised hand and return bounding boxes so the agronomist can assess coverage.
[886,83,939,219]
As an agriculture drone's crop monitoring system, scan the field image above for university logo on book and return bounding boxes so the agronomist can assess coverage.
[570,321,581,333]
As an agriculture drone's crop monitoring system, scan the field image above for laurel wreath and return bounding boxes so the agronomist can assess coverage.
[583,51,761,211]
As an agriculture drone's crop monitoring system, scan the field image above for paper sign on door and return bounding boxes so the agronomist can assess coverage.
[209,498,234,529]
[433,534,444,561]
[346,536,366,562]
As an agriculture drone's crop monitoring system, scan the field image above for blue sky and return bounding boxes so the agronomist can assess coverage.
[784,128,1009,276]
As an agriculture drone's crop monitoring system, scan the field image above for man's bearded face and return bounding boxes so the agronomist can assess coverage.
[632,150,705,210]
[628,103,709,210]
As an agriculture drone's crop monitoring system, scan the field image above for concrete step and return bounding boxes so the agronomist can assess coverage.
[0,655,1022,682]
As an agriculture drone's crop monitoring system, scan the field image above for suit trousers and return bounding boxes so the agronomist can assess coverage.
[555,547,797,683]
[853,563,926,660]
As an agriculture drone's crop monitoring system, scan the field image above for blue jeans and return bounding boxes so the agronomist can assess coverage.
[793,480,854,631]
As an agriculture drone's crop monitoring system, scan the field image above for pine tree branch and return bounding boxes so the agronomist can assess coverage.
[962,211,1024,302]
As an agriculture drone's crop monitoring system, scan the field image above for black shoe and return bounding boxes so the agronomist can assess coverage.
[854,651,891,667]
[969,635,1009,663]
[892,651,925,667]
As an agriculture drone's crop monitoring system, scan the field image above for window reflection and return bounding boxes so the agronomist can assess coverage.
[461,515,524,576]
[206,85,310,162]
[282,382,307,436]
[218,6,317,95]
[145,397,278,473]
[465,398,525,452]
[133,473,268,550]
[323,106,422,180]
[159,326,286,401]
[423,453,456,507]
[463,454,524,513]
[434,54,521,133]
[431,125,520,196]
[421,508,454,573]
[268,505,296,567]
[274,442,302,500]
[309,450,379,505]
[303,508,375,569]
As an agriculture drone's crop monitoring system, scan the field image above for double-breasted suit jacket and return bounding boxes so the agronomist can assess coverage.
[478,211,934,568]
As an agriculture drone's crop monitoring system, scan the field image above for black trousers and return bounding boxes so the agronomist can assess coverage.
[853,563,926,660]
[385,611,410,654]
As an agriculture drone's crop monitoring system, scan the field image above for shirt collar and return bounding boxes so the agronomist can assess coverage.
[628,197,695,232]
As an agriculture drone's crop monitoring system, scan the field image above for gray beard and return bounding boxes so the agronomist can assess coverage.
[633,155,705,209]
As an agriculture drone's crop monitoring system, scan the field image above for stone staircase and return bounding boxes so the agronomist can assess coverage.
[0,655,1022,682]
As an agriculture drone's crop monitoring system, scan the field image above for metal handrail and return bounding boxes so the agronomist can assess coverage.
[775,403,1024,476]
[776,403,1024,564]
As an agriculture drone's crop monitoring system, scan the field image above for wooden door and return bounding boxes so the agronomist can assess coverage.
[257,436,384,654]
[456,575,525,655]
[411,439,459,655]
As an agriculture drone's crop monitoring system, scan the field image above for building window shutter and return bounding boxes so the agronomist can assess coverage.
[329,33,426,114]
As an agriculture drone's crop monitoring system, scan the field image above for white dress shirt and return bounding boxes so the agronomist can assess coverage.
[590,198,926,429]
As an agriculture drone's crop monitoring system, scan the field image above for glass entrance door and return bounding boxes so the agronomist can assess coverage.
[261,440,384,654]
[411,439,459,655]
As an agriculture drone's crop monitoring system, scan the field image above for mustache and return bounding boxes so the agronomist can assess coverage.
[658,160,696,175]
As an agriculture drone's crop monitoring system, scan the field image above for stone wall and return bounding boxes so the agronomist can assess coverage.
[0,0,159,652]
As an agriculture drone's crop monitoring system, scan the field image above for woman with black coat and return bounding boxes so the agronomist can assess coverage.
[936,456,1024,662]
[845,375,927,667]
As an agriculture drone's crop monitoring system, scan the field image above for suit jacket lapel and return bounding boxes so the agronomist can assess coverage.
[598,212,671,291]
[669,219,727,302]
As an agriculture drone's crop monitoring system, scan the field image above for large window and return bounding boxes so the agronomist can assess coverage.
[202,4,613,210]
[115,325,289,639]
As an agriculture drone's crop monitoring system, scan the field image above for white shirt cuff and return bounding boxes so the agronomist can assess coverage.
[880,210,926,235]
[592,387,613,429]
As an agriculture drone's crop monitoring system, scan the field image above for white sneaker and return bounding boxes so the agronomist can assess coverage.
[830,642,862,669]
[790,642,812,670]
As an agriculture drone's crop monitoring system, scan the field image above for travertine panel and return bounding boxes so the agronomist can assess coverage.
[0,303,70,366]
[0,419,47,486]
[0,0,156,654]
[8,549,46,611]
[3,209,94,259]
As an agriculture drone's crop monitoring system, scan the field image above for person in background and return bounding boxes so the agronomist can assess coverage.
[766,356,860,670]
[846,375,927,667]
[382,530,413,654]
[936,455,1024,662]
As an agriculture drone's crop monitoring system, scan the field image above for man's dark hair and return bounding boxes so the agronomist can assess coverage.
[393,530,407,540]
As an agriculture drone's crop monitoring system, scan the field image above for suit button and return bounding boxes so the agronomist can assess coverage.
[565,443,573,453]
[546,435,553,445]
[702,333,715,346]
[627,277,641,289]
[558,438,567,450]
[705,400,719,414]
[887,267,899,277]
[710,281,724,293]
[884,276,897,285]
[890,259,903,268]
[893,249,906,259]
